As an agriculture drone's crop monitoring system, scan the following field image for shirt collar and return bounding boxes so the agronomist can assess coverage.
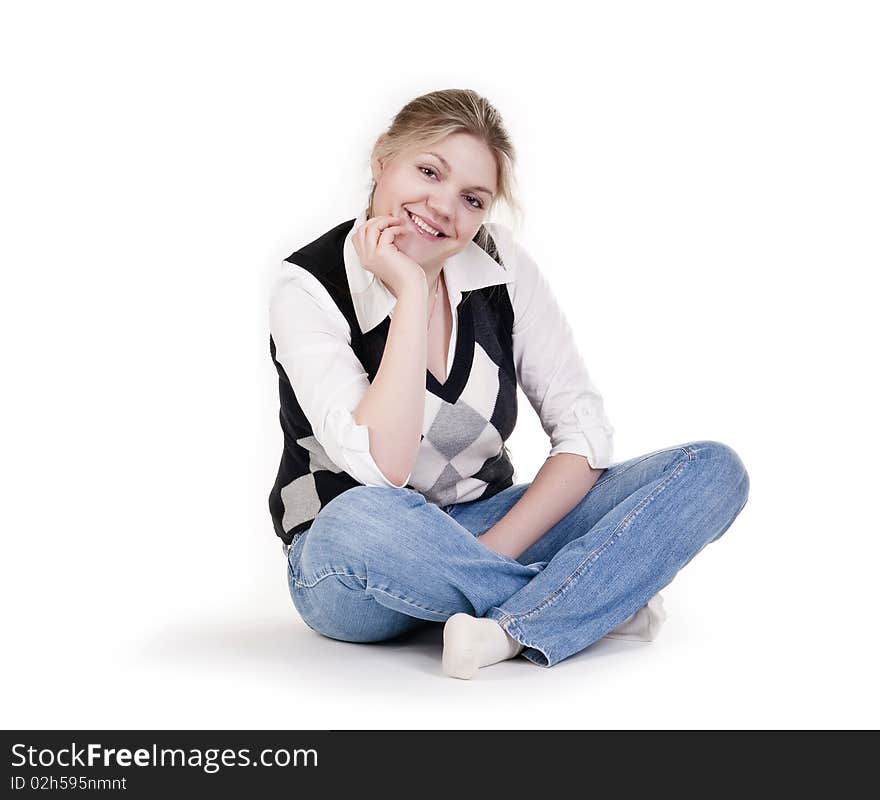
[342,208,514,334]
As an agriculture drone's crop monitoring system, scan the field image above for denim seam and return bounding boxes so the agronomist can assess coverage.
[521,649,553,667]
[293,569,456,618]
[493,457,690,628]
[369,586,454,619]
[294,569,367,590]
[496,615,553,667]
[591,445,695,492]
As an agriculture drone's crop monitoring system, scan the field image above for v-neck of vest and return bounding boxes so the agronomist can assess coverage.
[426,299,474,404]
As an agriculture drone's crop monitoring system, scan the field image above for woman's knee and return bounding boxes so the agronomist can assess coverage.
[685,440,750,512]
[319,485,415,528]
[304,485,418,567]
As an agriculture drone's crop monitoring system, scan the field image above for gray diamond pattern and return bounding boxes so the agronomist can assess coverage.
[425,400,488,460]
[427,462,467,507]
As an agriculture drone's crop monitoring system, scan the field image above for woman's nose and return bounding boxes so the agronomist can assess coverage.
[426,196,454,224]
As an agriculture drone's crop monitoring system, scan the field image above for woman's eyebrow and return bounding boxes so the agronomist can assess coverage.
[423,151,496,197]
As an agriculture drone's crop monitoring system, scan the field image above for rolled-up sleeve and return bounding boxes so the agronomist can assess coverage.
[507,238,615,469]
[269,263,411,488]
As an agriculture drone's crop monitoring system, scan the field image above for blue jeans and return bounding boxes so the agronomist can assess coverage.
[286,440,750,667]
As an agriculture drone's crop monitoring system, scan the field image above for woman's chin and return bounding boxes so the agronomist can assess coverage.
[395,240,424,260]
[399,231,432,251]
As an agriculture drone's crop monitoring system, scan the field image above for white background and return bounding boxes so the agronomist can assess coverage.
[2,1,877,729]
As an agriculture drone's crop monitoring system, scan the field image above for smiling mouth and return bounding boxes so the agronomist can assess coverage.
[405,209,448,239]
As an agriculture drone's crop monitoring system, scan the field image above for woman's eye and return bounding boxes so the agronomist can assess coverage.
[419,166,483,209]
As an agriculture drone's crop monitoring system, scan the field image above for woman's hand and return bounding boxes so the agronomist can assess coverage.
[352,214,427,298]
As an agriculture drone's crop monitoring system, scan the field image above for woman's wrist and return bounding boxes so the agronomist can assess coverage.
[477,530,521,560]
[394,276,430,306]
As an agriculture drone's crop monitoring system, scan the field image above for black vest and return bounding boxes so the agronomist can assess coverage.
[268,219,517,546]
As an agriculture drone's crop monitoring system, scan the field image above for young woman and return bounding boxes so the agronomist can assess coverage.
[268,89,750,679]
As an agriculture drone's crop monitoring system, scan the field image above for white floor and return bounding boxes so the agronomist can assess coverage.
[7,517,876,729]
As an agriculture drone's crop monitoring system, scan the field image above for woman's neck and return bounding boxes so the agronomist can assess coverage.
[423,265,444,295]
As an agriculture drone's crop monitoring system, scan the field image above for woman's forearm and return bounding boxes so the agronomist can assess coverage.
[479,454,606,559]
[353,282,429,486]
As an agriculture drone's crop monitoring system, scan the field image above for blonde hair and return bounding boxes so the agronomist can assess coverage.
[365,89,523,242]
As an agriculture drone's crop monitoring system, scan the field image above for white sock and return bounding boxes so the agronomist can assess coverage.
[442,613,524,679]
[603,593,668,642]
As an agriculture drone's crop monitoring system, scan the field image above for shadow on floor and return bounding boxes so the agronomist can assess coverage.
[135,610,643,684]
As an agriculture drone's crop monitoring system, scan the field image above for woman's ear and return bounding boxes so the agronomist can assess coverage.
[370,135,388,182]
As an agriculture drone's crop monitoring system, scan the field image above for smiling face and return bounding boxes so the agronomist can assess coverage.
[369,131,499,275]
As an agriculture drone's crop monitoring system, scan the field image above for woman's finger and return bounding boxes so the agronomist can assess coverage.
[367,215,398,235]
[356,215,400,261]
[377,225,403,248]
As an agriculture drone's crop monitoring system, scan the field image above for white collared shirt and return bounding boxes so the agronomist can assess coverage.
[269,210,615,491]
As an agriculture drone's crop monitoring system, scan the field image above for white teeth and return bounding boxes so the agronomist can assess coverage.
[409,211,442,236]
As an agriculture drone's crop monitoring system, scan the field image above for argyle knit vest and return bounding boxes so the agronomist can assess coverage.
[268,218,518,547]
